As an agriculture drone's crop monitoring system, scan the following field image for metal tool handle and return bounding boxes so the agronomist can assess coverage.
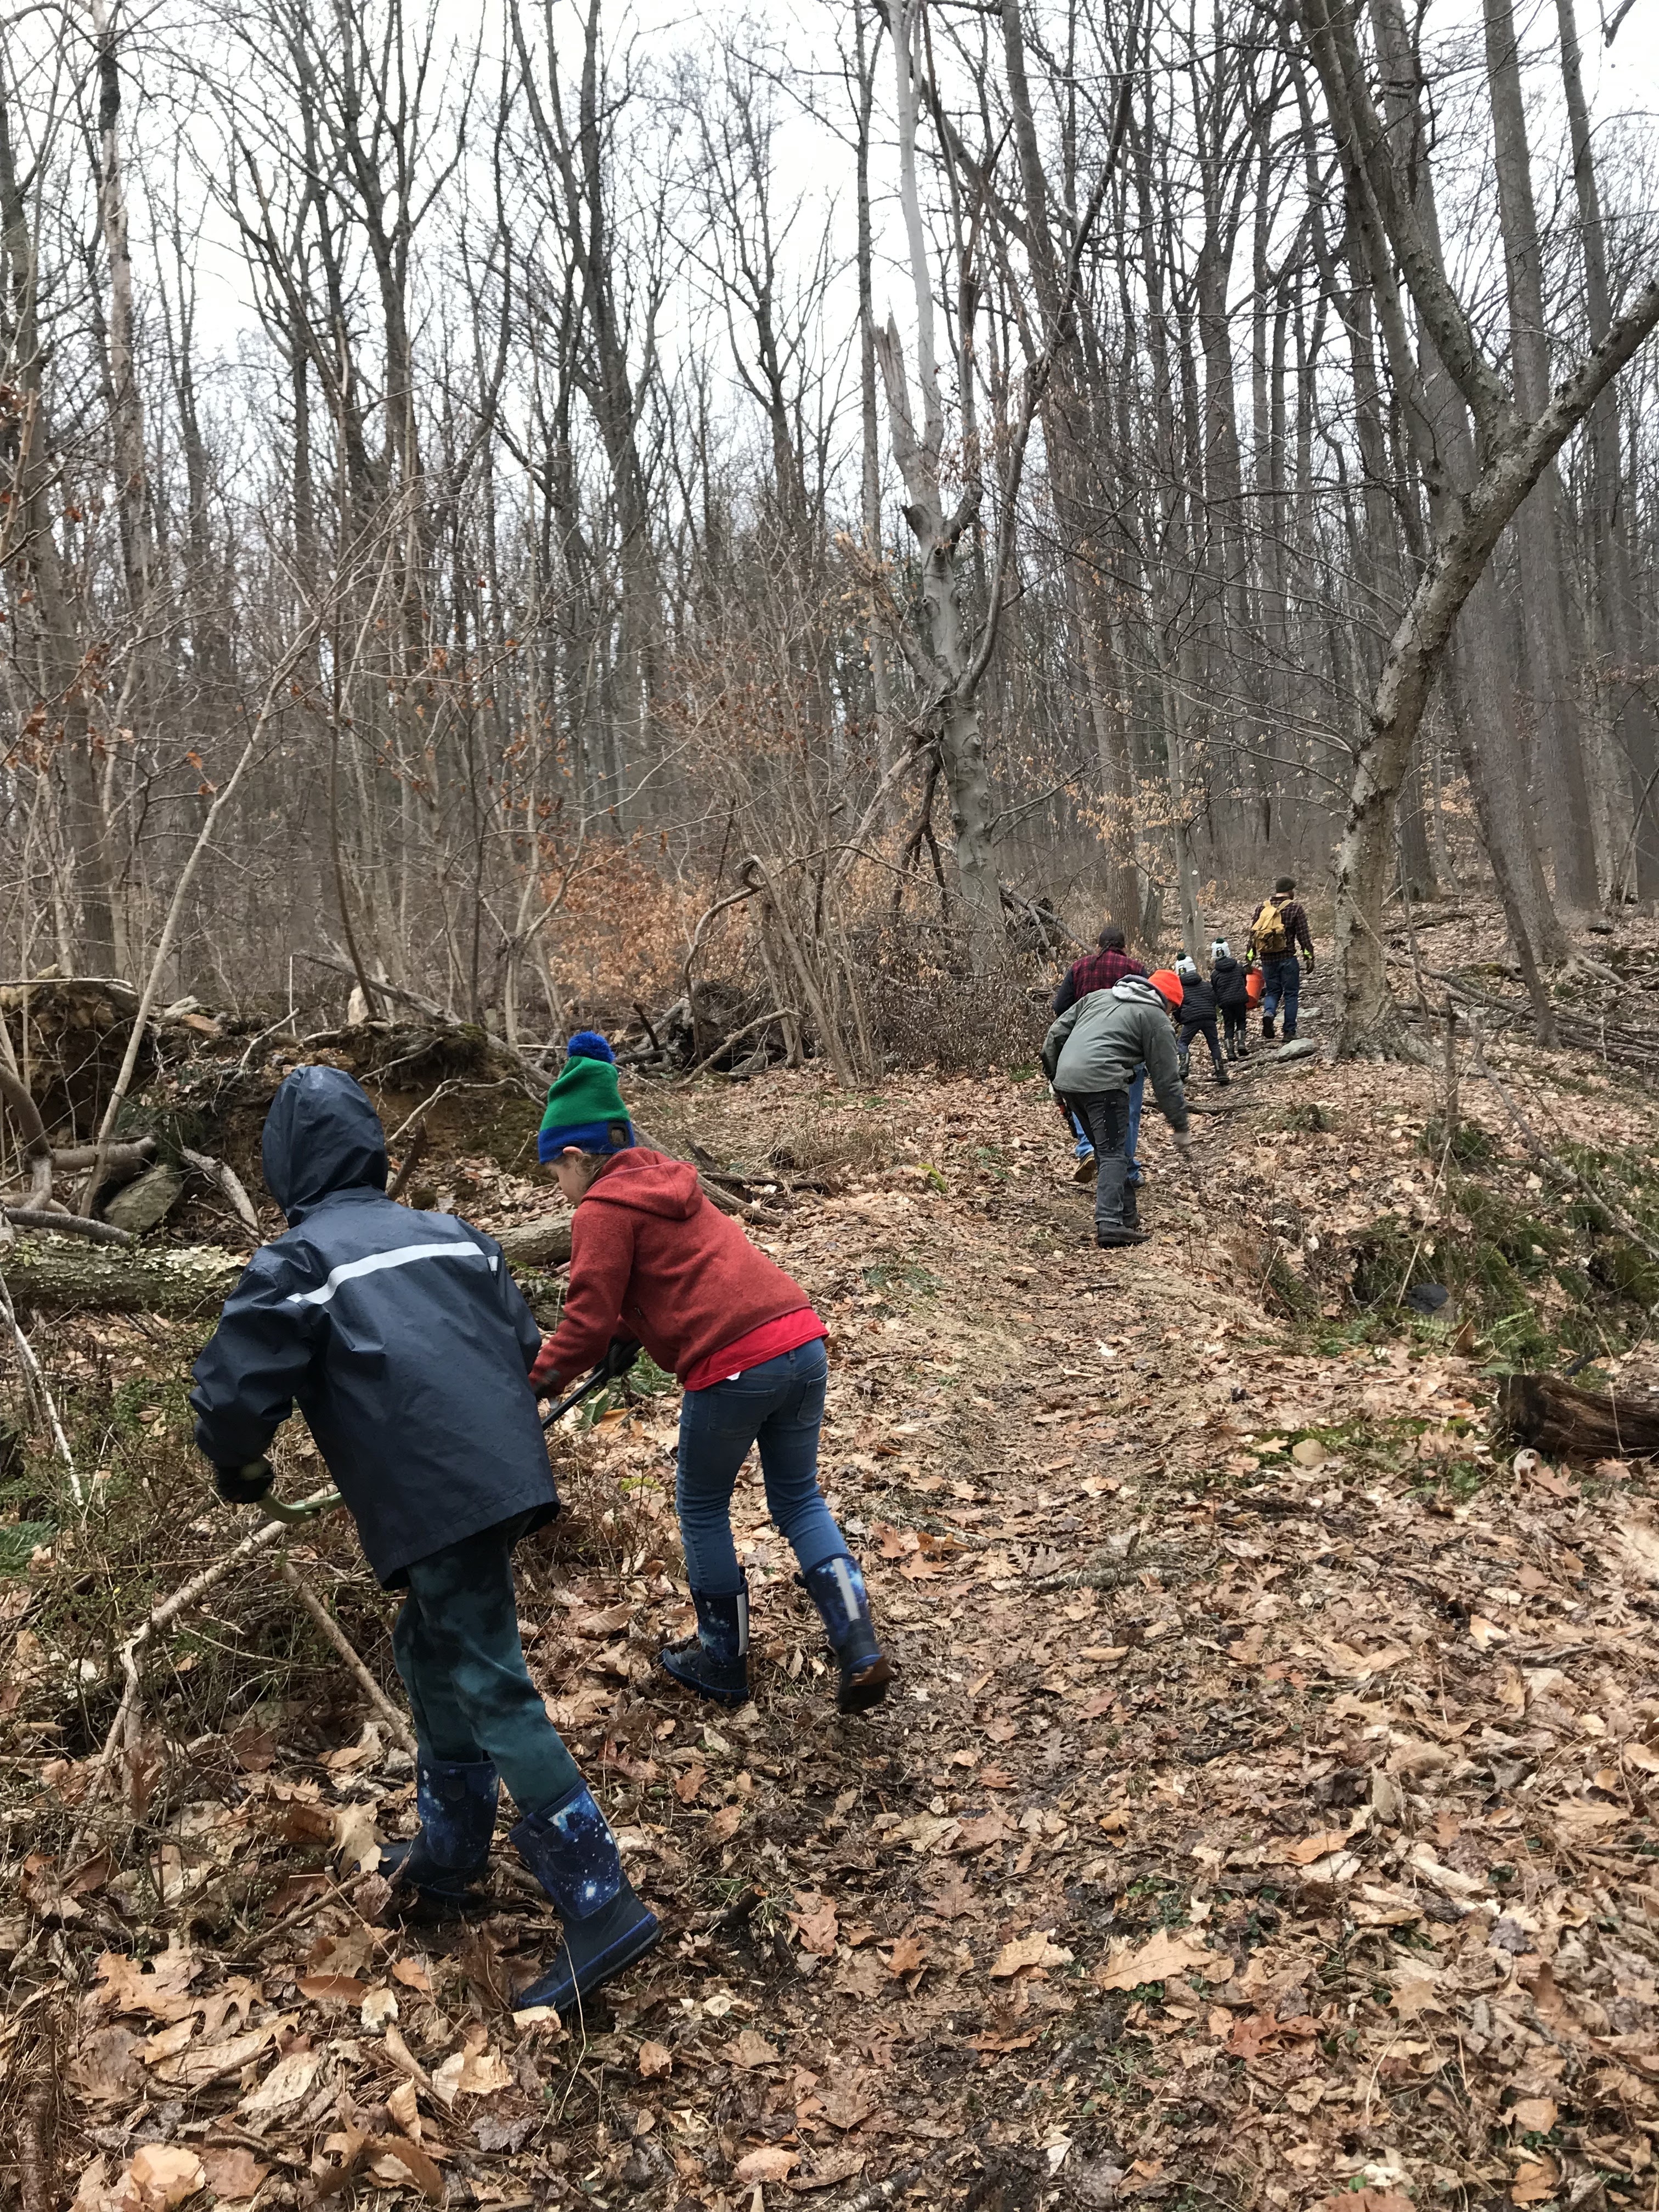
[257,1488,343,1525]
[539,1362,615,1430]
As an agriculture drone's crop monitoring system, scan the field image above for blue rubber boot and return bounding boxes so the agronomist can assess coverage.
[800,1555,893,1715]
[511,1784,661,2016]
[381,1756,498,1915]
[659,1576,749,1707]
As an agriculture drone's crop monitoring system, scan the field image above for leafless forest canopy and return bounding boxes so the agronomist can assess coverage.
[2,0,1657,1054]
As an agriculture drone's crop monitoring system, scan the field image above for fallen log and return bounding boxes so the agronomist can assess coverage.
[493,1214,573,1268]
[3,1216,568,1314]
[1496,1372,1659,1459]
[3,1236,244,1316]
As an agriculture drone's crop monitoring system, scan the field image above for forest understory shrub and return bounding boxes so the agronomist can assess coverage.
[1333,1131,1659,1371]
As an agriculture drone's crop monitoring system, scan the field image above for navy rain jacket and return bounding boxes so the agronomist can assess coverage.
[189,1066,557,1586]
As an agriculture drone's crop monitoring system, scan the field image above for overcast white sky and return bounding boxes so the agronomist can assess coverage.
[93,0,1659,460]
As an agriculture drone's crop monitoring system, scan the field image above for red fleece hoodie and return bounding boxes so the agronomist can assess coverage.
[538,1149,815,1386]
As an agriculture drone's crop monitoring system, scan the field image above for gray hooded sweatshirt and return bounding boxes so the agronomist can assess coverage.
[1041,977,1189,1133]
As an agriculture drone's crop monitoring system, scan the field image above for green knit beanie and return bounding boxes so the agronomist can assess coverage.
[538,1033,635,1161]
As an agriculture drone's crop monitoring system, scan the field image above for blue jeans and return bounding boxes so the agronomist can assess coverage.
[1260,956,1300,1035]
[676,1339,845,1594]
[1072,1067,1144,1184]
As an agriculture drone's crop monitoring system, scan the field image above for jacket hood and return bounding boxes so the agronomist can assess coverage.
[262,1066,389,1221]
[583,1146,700,1222]
[1111,977,1167,1009]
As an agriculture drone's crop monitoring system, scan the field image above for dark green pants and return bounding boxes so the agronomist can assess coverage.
[392,1513,579,1815]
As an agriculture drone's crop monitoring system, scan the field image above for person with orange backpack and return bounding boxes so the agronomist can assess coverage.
[1247,877,1316,1042]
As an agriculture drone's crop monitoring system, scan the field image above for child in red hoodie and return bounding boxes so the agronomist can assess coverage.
[528,1035,891,1715]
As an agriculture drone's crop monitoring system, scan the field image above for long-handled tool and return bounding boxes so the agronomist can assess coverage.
[539,1336,642,1430]
[258,1486,343,1525]
[539,1362,620,1430]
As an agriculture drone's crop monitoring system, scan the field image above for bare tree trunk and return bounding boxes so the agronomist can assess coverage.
[852,1,896,800]
[1482,0,1600,911]
[874,0,999,961]
[1556,0,1659,903]
[1292,0,1659,1046]
[0,80,119,977]
[91,0,154,639]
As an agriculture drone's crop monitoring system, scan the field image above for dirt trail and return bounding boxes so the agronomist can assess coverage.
[8,1045,1659,2212]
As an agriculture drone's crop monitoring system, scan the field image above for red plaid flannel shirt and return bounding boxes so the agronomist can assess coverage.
[1062,946,1148,1005]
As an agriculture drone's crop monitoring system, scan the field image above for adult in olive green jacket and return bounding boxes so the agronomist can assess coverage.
[1042,978,1194,1245]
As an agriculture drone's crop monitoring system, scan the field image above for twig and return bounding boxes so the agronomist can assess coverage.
[385,1119,429,1205]
[672,1008,797,1086]
[17,2079,54,2212]
[67,1486,338,1855]
[245,1870,369,1957]
[0,1065,52,1206]
[0,1266,81,1508]
[274,1555,415,1752]
[298,950,449,1023]
[180,1148,262,1239]
[1,1207,133,1245]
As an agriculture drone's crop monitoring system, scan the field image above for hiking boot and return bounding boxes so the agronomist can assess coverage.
[1282,1028,1297,1043]
[382,1756,498,1917]
[800,1556,892,1714]
[1071,1153,1098,1184]
[1261,1017,1276,1040]
[1176,1052,1190,1081]
[659,1578,749,1707]
[1097,1226,1149,1248]
[511,1784,661,2016]
[1216,1066,1232,1086]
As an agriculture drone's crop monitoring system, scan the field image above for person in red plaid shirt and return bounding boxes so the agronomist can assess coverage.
[1051,927,1149,1190]
[1052,926,1148,1013]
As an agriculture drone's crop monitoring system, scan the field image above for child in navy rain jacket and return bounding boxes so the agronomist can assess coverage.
[1209,940,1251,1062]
[1174,956,1230,1085]
[190,1065,658,2016]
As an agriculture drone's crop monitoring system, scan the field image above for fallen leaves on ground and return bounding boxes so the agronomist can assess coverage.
[13,1015,1659,2211]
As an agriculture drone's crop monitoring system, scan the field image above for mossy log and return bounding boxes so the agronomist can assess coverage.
[1496,1372,1659,1459]
[2,1235,246,1317]
[3,1214,573,1317]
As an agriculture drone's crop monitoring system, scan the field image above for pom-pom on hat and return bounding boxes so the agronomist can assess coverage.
[538,1032,635,1163]
[565,1029,615,1064]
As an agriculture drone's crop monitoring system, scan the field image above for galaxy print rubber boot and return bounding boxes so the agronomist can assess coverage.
[659,1576,750,1706]
[511,1782,661,2015]
[800,1554,893,1715]
[381,1756,498,1916]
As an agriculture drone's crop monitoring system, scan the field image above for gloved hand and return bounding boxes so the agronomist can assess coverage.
[214,1457,274,1505]
[598,1336,641,1381]
[1171,1127,1199,1183]
[1305,952,1316,972]
[529,1338,563,1395]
